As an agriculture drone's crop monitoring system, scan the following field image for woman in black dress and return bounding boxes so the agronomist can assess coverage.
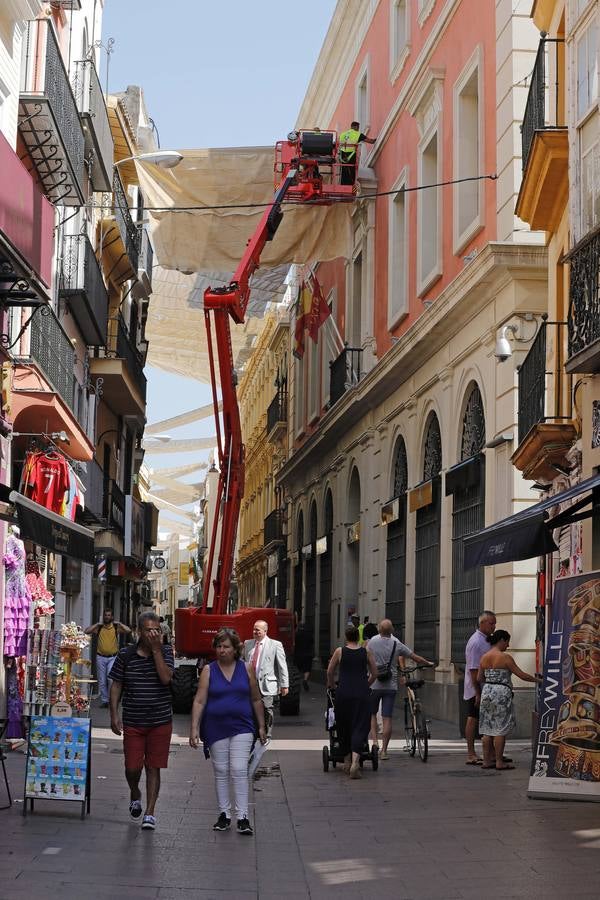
[327,624,378,778]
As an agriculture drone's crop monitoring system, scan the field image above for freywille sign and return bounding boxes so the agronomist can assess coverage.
[528,571,600,801]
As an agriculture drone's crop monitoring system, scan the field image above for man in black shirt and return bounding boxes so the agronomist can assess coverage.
[109,611,174,830]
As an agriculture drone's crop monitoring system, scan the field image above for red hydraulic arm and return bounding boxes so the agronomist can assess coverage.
[201,131,356,615]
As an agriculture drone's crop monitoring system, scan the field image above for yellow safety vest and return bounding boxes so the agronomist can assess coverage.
[339,128,361,161]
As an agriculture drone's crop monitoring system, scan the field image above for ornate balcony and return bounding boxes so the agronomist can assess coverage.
[104,479,125,533]
[512,319,575,482]
[266,392,287,442]
[78,458,105,525]
[329,346,363,407]
[89,314,146,416]
[72,57,114,192]
[566,229,600,374]
[19,19,85,205]
[101,171,140,284]
[516,35,567,232]
[60,234,108,346]
[264,509,284,550]
[137,224,153,295]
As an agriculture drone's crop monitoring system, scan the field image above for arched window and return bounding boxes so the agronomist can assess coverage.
[386,437,408,640]
[451,383,486,661]
[319,490,334,665]
[305,501,318,640]
[414,414,442,661]
[294,511,304,621]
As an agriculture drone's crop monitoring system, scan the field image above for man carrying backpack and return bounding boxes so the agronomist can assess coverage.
[109,611,174,831]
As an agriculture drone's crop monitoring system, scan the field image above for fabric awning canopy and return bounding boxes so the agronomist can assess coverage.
[463,474,600,569]
[138,147,352,379]
[10,491,95,564]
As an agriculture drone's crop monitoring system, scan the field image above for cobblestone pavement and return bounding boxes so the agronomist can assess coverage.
[2,688,600,899]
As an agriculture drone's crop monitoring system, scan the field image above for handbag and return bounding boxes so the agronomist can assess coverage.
[376,642,396,682]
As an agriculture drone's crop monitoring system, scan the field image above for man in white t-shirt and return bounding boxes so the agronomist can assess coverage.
[464,610,496,765]
[367,619,434,760]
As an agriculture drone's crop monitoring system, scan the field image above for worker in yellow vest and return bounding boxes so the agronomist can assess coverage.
[339,121,376,185]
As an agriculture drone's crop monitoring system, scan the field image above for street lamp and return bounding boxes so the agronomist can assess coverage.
[114,150,183,170]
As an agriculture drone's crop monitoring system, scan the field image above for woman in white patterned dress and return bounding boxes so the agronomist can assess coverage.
[477,630,538,771]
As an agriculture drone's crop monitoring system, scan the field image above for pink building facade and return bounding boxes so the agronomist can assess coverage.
[279,0,548,731]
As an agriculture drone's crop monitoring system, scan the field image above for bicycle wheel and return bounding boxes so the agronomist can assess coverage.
[404,697,416,757]
[415,708,429,762]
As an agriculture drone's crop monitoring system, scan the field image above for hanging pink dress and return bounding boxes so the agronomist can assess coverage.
[3,534,32,657]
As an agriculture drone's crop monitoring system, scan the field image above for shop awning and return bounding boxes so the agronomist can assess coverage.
[463,473,600,569]
[10,491,95,564]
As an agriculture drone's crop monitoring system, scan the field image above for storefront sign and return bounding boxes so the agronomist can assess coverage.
[10,491,94,564]
[25,716,91,812]
[529,571,600,801]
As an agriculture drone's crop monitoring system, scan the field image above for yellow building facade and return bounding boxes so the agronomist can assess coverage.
[237,312,290,607]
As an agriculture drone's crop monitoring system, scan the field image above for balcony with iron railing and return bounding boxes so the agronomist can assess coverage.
[329,346,363,407]
[60,234,108,346]
[266,392,287,442]
[566,229,600,374]
[136,224,154,295]
[28,306,75,411]
[89,313,147,415]
[516,34,567,232]
[78,458,104,524]
[264,509,284,549]
[104,479,125,533]
[113,170,140,273]
[72,57,114,192]
[512,318,575,482]
[18,18,85,205]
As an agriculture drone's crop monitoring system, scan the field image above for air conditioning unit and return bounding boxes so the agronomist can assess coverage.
[347,522,360,544]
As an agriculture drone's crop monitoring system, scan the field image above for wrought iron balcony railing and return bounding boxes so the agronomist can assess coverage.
[28,306,75,411]
[517,319,571,444]
[19,18,85,204]
[60,234,109,346]
[72,57,114,192]
[329,346,363,407]
[264,509,284,546]
[104,478,125,532]
[521,35,565,171]
[79,458,104,524]
[105,314,147,403]
[567,229,600,372]
[113,170,140,272]
[137,224,153,293]
[267,393,287,435]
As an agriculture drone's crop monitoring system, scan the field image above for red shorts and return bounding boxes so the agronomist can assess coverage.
[123,723,172,770]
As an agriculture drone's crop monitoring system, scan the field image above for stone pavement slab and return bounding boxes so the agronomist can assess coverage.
[2,688,600,898]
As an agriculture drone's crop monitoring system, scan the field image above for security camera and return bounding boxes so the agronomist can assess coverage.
[494,325,516,362]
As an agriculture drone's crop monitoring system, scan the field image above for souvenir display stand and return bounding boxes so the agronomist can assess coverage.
[23,714,92,818]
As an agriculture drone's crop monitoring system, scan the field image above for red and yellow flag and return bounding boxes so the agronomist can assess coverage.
[306,274,330,343]
[293,276,331,358]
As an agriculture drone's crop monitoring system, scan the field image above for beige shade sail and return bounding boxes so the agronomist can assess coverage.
[137,147,351,273]
[139,147,351,380]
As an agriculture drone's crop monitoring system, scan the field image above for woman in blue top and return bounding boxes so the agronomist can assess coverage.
[189,628,266,835]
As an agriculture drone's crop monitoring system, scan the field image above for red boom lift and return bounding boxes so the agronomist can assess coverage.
[171,131,357,712]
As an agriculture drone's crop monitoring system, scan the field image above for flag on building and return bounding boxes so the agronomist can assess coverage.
[292,282,313,359]
[306,273,330,343]
[293,276,331,358]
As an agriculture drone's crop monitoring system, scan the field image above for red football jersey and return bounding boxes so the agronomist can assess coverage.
[24,453,70,514]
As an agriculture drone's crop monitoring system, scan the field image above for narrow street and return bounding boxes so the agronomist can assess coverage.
[1,690,599,900]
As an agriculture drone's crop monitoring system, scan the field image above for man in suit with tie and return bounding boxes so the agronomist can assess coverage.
[244,620,289,737]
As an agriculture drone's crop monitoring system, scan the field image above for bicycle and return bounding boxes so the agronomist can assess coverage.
[402,665,431,762]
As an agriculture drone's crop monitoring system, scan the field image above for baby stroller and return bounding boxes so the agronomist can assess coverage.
[322,689,379,772]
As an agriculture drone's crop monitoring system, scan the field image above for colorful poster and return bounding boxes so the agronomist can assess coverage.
[25,716,90,802]
[529,571,600,801]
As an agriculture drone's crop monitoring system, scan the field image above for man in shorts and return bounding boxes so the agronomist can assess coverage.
[109,611,174,830]
[464,610,496,765]
[367,619,434,760]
